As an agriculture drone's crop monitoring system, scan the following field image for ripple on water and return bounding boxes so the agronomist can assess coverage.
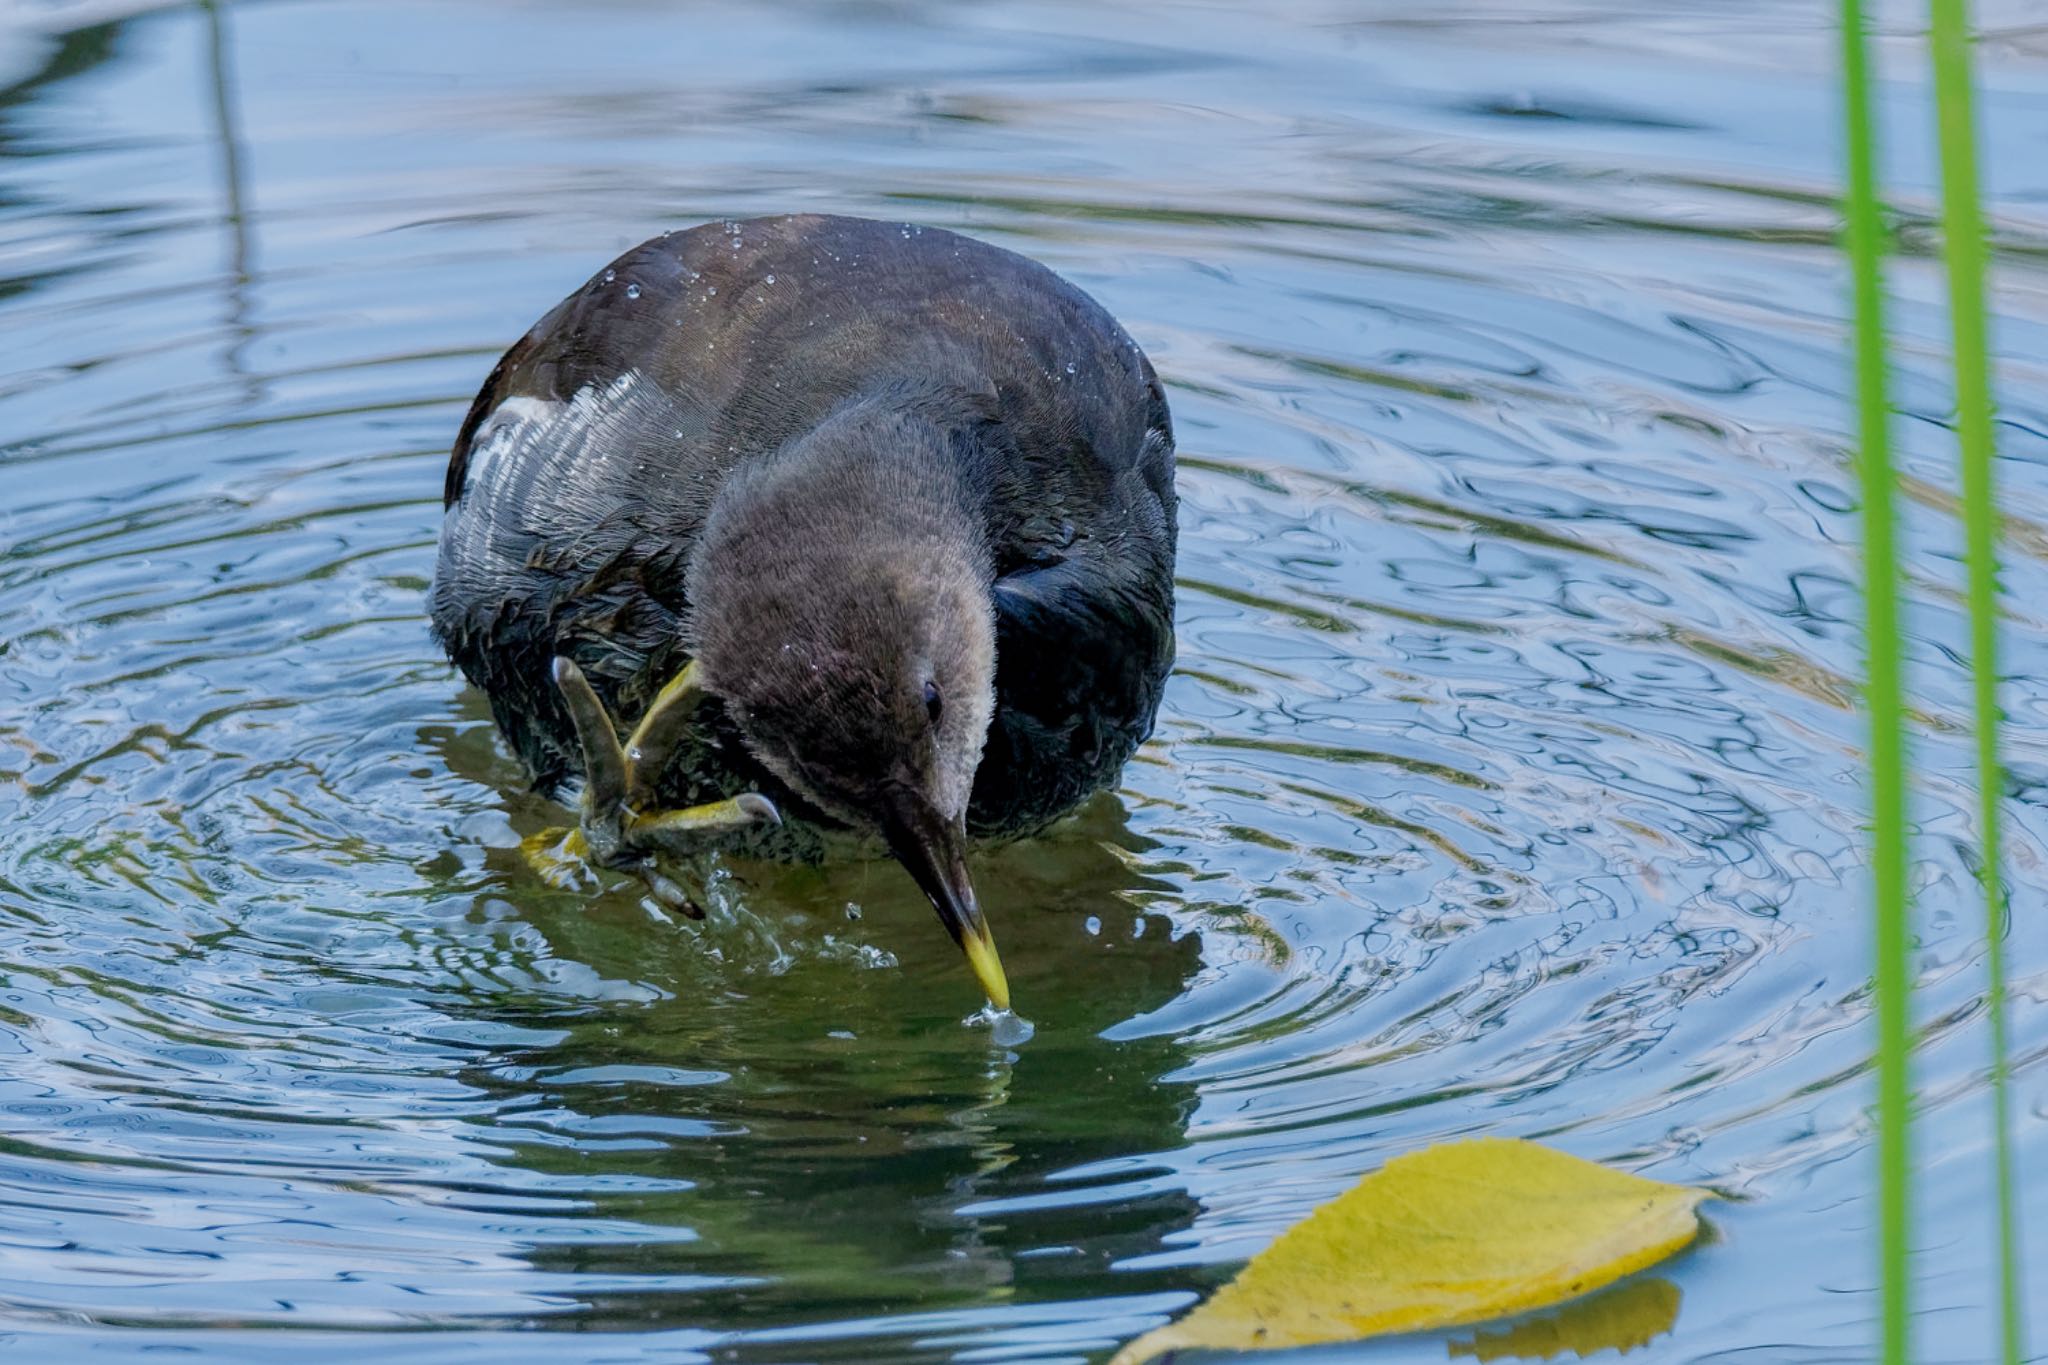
[0,0,2045,1359]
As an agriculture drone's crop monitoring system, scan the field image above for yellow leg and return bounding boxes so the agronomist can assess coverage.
[623,660,706,805]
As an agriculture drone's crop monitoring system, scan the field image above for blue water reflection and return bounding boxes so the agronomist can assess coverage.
[1,1,2044,1360]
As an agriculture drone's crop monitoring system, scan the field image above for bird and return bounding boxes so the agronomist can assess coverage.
[429,214,1177,1009]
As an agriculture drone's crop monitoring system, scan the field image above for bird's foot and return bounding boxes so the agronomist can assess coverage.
[521,657,781,910]
[519,825,711,917]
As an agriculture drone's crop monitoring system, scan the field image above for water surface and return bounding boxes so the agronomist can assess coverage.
[2,1,2046,1360]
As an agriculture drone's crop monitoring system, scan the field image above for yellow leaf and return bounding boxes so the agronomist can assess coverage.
[1110,1137,1708,1365]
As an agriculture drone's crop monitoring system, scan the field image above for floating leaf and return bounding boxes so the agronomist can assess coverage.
[1111,1137,1707,1364]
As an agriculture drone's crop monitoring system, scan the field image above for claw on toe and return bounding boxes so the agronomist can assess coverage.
[735,793,782,827]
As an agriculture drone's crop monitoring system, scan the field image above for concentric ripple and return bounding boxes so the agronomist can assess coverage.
[1,1,2045,1361]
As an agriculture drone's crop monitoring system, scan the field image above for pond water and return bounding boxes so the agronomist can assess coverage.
[3,1,2047,1360]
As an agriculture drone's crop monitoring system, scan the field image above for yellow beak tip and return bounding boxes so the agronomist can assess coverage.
[962,932,1011,1012]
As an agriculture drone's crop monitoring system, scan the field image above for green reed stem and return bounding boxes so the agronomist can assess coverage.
[1838,1,1911,1360]
[1927,2,2026,1359]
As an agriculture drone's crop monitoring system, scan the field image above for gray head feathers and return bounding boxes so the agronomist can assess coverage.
[686,400,997,832]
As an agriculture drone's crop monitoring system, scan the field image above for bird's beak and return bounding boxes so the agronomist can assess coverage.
[879,787,1010,1010]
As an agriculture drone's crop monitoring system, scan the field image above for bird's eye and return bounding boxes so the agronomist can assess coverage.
[923,680,943,727]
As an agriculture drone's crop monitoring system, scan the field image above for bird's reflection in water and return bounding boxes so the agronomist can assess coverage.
[421,701,1205,1326]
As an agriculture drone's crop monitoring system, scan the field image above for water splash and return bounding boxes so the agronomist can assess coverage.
[966,1003,1037,1049]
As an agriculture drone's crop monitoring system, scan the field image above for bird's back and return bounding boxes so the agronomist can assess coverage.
[431,214,1175,836]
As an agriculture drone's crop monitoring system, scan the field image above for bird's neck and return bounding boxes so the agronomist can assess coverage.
[688,398,995,642]
[767,396,985,552]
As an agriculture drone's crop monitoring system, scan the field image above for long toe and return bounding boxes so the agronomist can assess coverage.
[631,793,782,844]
